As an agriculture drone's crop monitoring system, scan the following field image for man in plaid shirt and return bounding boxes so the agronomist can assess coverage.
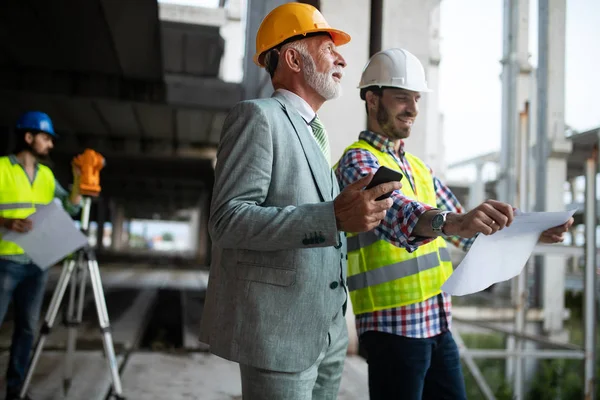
[335,48,573,400]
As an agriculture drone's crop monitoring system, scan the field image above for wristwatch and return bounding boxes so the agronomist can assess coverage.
[431,211,450,233]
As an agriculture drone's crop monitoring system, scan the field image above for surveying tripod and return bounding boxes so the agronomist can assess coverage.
[19,150,124,399]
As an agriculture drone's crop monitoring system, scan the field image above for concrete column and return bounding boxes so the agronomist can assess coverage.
[189,208,200,256]
[540,0,571,337]
[198,192,211,265]
[110,200,126,250]
[242,0,288,99]
[317,1,370,354]
[379,0,442,171]
[219,0,244,83]
[425,2,444,179]
[468,162,486,210]
[499,0,532,205]
[188,191,211,265]
[318,0,370,164]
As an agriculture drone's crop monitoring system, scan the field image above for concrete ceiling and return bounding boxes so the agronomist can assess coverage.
[566,128,599,180]
[0,0,163,79]
[0,0,243,217]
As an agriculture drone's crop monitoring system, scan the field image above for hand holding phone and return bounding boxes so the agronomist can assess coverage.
[365,166,403,201]
[333,167,402,232]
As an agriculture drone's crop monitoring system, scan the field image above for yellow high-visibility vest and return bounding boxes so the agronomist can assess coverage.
[341,140,454,314]
[0,156,55,256]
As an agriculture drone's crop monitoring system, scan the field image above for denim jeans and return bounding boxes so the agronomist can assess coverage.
[0,259,49,393]
[360,330,467,400]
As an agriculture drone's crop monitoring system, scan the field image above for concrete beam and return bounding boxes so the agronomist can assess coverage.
[51,136,217,160]
[165,74,242,110]
[0,68,164,103]
[101,0,163,80]
[102,175,205,189]
[0,69,241,112]
[159,3,227,27]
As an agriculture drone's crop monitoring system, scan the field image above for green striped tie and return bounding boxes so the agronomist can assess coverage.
[309,115,330,165]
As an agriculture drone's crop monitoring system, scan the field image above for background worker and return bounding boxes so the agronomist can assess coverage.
[335,48,573,400]
[0,111,82,400]
[199,3,400,399]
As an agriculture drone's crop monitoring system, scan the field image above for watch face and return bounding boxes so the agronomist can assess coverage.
[432,213,444,230]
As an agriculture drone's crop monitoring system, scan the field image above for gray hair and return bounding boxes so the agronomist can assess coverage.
[264,39,313,77]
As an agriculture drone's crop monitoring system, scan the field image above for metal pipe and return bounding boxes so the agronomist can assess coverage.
[369,0,383,56]
[454,330,496,400]
[454,318,583,351]
[532,0,550,310]
[584,153,597,399]
[499,0,519,204]
[462,349,585,360]
[534,1,548,213]
[511,100,530,398]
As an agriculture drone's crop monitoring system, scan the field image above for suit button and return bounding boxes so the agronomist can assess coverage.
[330,281,339,289]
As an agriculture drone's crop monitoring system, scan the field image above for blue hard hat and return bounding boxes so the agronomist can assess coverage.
[15,111,57,137]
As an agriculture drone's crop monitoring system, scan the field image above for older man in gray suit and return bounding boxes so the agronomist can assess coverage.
[199,3,401,400]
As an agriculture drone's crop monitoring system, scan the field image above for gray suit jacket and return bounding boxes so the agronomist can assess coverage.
[199,91,348,373]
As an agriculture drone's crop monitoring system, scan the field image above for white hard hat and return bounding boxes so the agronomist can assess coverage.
[358,48,431,93]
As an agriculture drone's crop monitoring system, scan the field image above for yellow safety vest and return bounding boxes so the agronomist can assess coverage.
[0,156,55,256]
[341,140,454,314]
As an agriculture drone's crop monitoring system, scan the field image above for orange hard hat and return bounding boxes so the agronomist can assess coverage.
[253,2,351,67]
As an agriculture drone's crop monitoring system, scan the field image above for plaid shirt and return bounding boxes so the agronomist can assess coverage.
[335,131,475,338]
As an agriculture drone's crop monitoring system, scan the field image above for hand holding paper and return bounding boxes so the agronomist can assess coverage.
[443,199,515,237]
[441,209,576,296]
[1,217,32,233]
[2,202,89,270]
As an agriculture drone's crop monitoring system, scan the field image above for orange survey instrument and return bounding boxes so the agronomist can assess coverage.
[72,149,105,197]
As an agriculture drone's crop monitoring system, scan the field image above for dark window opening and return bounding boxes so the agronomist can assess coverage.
[298,0,320,10]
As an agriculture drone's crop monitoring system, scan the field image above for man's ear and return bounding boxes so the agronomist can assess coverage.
[24,132,34,145]
[282,47,302,73]
[365,91,379,112]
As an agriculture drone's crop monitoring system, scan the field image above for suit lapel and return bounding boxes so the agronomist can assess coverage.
[273,95,332,202]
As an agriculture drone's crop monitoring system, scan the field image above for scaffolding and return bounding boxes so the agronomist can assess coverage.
[452,0,597,398]
[453,129,598,398]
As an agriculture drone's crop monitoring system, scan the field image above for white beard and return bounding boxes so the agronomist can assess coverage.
[302,54,343,100]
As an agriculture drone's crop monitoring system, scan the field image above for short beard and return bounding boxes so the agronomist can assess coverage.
[376,103,411,140]
[27,142,52,164]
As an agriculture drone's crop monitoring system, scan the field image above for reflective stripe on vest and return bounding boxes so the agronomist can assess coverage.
[0,156,55,256]
[347,246,452,291]
[0,202,50,211]
[339,139,455,313]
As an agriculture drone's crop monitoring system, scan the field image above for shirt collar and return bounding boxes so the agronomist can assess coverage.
[358,130,405,156]
[275,88,316,124]
[8,154,39,170]
[8,154,19,165]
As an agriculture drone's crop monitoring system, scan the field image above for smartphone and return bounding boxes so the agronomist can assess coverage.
[365,166,403,201]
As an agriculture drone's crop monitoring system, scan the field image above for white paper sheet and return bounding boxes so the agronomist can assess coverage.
[2,202,89,270]
[441,209,577,296]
